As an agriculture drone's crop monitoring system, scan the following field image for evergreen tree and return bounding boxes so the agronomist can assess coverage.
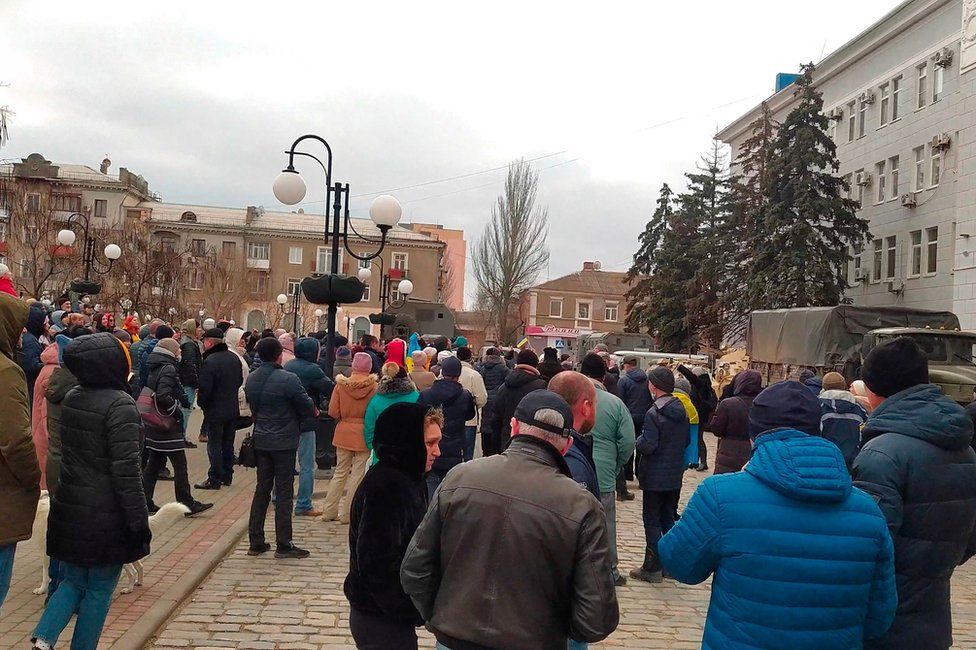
[750,63,868,309]
[626,183,697,352]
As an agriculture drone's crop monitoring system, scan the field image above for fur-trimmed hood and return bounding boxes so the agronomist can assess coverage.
[336,372,378,399]
[377,374,417,396]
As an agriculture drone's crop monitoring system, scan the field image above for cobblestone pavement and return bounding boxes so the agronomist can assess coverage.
[0,410,259,649]
[151,433,976,649]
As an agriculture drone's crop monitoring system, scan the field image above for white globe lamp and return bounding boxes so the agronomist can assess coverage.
[358,267,372,282]
[398,279,414,296]
[276,293,288,306]
[104,243,122,261]
[273,170,307,205]
[369,195,402,229]
[57,229,76,246]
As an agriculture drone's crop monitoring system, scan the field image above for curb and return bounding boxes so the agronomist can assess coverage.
[114,512,250,650]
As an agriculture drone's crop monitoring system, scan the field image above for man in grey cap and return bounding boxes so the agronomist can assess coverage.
[401,389,619,649]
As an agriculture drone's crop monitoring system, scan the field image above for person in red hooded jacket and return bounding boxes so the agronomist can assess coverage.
[0,263,16,297]
[385,338,407,370]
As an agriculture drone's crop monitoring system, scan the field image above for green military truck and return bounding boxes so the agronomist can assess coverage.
[747,306,976,404]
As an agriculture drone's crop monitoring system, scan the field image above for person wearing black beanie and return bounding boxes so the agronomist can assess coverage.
[483,348,546,455]
[747,380,821,440]
[853,337,976,648]
[516,349,538,368]
[580,352,606,380]
[537,347,564,384]
[155,324,175,340]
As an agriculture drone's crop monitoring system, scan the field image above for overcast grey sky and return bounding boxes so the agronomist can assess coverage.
[0,0,900,305]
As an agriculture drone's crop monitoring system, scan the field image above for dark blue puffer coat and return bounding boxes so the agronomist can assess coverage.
[853,384,976,650]
[419,378,474,477]
[635,395,689,491]
[660,428,897,649]
[617,367,651,431]
[284,337,335,433]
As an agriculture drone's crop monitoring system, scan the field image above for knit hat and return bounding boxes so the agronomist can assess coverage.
[352,352,373,374]
[673,374,692,394]
[386,338,407,368]
[437,350,453,363]
[202,318,216,330]
[155,324,175,340]
[453,335,468,348]
[580,353,606,379]
[336,346,352,359]
[542,347,559,363]
[440,356,462,378]
[410,350,427,366]
[862,336,929,398]
[423,347,438,358]
[516,349,539,367]
[155,337,181,356]
[821,371,847,392]
[647,365,675,393]
[748,380,822,440]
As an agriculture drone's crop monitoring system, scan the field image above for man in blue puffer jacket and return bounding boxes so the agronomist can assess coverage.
[659,380,896,649]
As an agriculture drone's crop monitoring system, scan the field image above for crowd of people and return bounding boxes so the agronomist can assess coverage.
[2,274,976,648]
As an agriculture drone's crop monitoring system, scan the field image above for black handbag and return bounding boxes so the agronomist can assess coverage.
[238,435,257,468]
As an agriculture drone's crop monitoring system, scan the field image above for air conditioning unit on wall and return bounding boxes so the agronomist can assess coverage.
[935,47,954,68]
[931,133,951,151]
[853,267,869,282]
[860,91,876,105]
[856,171,873,187]
[828,108,844,121]
[901,193,918,208]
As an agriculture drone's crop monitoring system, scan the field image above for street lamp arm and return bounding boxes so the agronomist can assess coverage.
[284,135,333,183]
[62,211,92,239]
[342,187,390,261]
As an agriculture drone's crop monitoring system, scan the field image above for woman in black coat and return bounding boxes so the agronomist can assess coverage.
[34,333,152,650]
[142,338,211,516]
[676,365,718,471]
[710,370,762,474]
[344,402,442,650]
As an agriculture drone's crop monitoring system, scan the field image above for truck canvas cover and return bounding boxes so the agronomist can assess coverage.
[747,306,960,367]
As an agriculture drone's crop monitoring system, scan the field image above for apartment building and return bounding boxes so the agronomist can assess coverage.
[406,222,466,312]
[519,261,632,350]
[718,0,976,327]
[142,202,447,336]
[0,153,156,294]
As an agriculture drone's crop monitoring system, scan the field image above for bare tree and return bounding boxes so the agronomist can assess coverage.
[471,159,549,345]
[196,248,253,321]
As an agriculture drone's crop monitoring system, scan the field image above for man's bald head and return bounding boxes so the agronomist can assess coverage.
[548,371,597,435]
[149,318,165,336]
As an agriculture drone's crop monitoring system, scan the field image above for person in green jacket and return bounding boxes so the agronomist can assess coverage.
[580,353,635,586]
[364,362,420,451]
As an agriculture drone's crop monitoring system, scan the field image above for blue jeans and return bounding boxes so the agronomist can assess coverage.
[206,419,236,484]
[463,425,477,462]
[33,562,123,650]
[182,387,197,434]
[295,431,316,514]
[0,544,14,613]
[46,557,62,605]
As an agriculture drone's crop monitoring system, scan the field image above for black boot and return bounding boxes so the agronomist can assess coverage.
[629,547,663,583]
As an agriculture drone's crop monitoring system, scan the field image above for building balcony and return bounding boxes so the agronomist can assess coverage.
[246,258,270,270]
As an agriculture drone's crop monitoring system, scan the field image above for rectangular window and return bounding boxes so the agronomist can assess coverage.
[392,252,408,271]
[247,241,270,260]
[359,258,371,269]
[286,277,301,296]
[933,64,944,102]
[23,225,39,245]
[222,241,236,257]
[926,227,938,274]
[549,298,563,318]
[917,63,928,109]
[876,161,886,203]
[391,281,406,303]
[931,148,942,187]
[250,272,268,295]
[288,246,303,265]
[52,194,82,212]
[361,283,370,302]
[858,99,868,137]
[855,169,865,208]
[186,268,203,290]
[0,222,6,242]
[27,193,40,213]
[848,101,857,142]
[872,239,883,281]
[914,146,925,191]
[891,76,902,120]
[577,301,591,320]
[852,243,863,283]
[159,234,178,253]
[93,199,107,218]
[842,173,853,200]
[909,230,922,277]
[879,83,890,126]
[190,239,206,256]
[885,236,897,280]
[605,302,619,322]
[889,156,900,199]
[316,246,343,274]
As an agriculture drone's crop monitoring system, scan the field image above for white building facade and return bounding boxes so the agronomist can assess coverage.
[718,0,976,327]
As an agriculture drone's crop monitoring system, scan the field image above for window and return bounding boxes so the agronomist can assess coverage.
[23,226,39,245]
[316,246,343,274]
[926,227,939,274]
[247,241,270,260]
[125,208,142,220]
[361,283,370,302]
[854,169,865,208]
[872,239,883,281]
[392,252,408,271]
[909,230,922,277]
[179,211,197,223]
[885,236,897,280]
[391,281,405,302]
[187,268,204,290]
[842,173,853,200]
[933,63,944,102]
[549,298,563,318]
[18,258,30,278]
[288,246,303,265]
[286,277,302,296]
[222,241,236,257]
[917,63,928,109]
[250,272,268,295]
[879,83,890,126]
[852,243,863,282]
[605,302,619,322]
[889,156,900,199]
[914,146,925,191]
[52,194,81,212]
[359,257,371,269]
[931,147,942,187]
[847,101,857,142]
[827,112,837,142]
[876,160,886,203]
[858,99,868,137]
[158,233,178,253]
[27,193,40,213]
[891,76,902,120]
[577,301,591,320]
[190,239,206,256]
[93,199,107,218]
[0,222,6,242]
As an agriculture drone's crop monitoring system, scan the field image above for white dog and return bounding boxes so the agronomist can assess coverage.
[31,496,190,596]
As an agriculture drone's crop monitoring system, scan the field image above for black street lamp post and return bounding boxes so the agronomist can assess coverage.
[272,135,402,377]
[56,211,122,297]
[359,257,414,340]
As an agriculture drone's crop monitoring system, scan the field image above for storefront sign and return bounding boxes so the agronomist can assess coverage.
[525,324,581,338]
